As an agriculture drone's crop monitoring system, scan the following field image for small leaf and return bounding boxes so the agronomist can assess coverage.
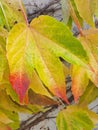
[0,90,31,113]
[71,65,89,102]
[74,0,94,26]
[28,89,57,106]
[56,106,95,130]
[0,0,25,30]
[0,90,42,128]
[79,81,98,106]
[79,29,98,87]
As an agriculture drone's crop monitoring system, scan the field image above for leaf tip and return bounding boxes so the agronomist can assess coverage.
[53,86,69,104]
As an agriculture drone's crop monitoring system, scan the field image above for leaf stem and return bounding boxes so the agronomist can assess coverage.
[19,0,29,26]
[68,0,84,36]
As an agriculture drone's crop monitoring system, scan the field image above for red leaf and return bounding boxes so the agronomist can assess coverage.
[9,73,30,103]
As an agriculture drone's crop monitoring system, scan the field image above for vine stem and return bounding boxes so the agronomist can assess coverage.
[19,0,29,26]
[68,0,84,36]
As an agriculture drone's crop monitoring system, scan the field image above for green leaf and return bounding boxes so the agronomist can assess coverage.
[71,65,89,102]
[30,16,88,66]
[0,111,12,124]
[74,0,94,26]
[56,106,95,130]
[0,0,25,30]
[70,0,83,26]
[7,15,88,104]
[1,109,19,129]
[79,81,98,106]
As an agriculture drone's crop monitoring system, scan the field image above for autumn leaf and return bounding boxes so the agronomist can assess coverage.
[56,105,98,130]
[79,81,98,107]
[70,0,83,26]
[7,15,88,104]
[79,29,98,87]
[74,0,95,26]
[0,107,19,129]
[0,0,25,30]
[28,89,58,106]
[0,90,43,129]
[0,27,10,91]
[0,111,12,124]
[0,90,32,113]
[90,0,98,17]
[71,65,89,102]
[30,70,53,99]
[0,123,12,130]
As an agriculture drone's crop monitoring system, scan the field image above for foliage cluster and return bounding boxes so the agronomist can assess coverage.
[0,0,98,129]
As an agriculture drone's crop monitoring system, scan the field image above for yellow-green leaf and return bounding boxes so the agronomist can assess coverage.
[79,29,98,87]
[0,90,32,113]
[0,27,10,90]
[0,122,12,130]
[7,15,88,104]
[71,65,89,102]
[30,70,52,99]
[0,0,25,30]
[56,106,96,130]
[0,111,12,124]
[79,81,98,106]
[74,0,94,26]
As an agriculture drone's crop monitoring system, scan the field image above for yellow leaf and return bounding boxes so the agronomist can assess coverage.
[74,0,94,26]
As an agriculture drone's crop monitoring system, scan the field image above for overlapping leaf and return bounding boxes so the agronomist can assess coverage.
[28,89,57,106]
[61,0,83,26]
[74,0,95,26]
[56,105,98,130]
[0,123,12,130]
[79,81,98,107]
[79,29,98,87]
[0,89,43,129]
[70,0,83,25]
[0,0,25,30]
[71,65,89,102]
[0,27,10,90]
[7,15,89,104]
